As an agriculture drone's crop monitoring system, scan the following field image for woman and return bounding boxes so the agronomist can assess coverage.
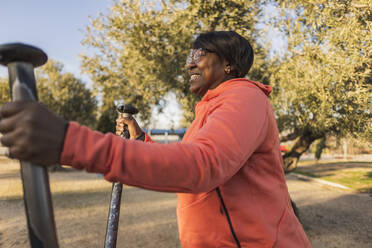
[0,31,311,247]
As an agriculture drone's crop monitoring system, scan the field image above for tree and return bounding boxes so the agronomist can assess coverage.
[81,0,268,128]
[0,77,10,105]
[267,0,371,171]
[35,60,98,171]
[96,101,117,134]
[1,61,97,128]
[36,60,98,128]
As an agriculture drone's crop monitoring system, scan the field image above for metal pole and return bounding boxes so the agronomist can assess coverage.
[104,104,139,248]
[0,43,59,248]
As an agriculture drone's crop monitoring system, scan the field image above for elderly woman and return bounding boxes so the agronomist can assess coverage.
[0,31,311,247]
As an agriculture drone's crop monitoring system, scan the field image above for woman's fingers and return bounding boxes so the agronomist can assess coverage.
[0,101,68,165]
[115,118,125,135]
[115,116,142,139]
[116,116,134,125]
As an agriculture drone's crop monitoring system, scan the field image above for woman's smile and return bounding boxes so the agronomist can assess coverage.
[189,73,201,83]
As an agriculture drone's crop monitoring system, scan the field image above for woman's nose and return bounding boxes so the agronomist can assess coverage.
[187,60,196,70]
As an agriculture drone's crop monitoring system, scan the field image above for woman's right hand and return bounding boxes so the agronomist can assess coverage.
[116,115,143,140]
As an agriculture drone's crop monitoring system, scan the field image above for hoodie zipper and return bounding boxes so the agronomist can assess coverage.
[216,187,242,248]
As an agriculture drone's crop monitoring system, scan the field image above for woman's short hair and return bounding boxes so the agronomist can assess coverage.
[193,31,254,78]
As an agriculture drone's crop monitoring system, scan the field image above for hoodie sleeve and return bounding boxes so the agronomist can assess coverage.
[60,87,269,193]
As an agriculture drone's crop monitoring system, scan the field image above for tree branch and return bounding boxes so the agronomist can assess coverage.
[280,132,299,142]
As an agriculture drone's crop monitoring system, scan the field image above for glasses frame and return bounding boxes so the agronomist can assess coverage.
[186,48,215,66]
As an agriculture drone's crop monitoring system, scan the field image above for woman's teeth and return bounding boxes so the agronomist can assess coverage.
[191,74,200,81]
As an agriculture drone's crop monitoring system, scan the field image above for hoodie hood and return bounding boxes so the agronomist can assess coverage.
[201,78,272,102]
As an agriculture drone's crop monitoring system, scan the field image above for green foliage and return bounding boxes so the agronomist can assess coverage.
[0,77,10,105]
[1,61,97,129]
[269,0,371,143]
[96,102,117,134]
[81,0,266,127]
[36,60,98,127]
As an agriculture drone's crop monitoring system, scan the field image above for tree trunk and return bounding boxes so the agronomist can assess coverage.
[282,131,323,172]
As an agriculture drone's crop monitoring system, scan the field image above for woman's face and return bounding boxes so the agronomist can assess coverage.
[187,48,228,96]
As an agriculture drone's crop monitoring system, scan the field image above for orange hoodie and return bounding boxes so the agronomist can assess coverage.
[61,78,311,247]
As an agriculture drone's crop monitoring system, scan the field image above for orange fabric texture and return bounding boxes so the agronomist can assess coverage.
[61,78,311,247]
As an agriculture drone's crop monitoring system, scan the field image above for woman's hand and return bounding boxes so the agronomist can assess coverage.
[0,101,68,166]
[116,115,143,140]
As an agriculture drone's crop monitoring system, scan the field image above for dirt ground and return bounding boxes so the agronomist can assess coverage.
[286,173,371,248]
[0,158,371,248]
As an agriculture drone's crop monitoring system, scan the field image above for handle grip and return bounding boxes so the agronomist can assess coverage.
[0,43,59,248]
[8,62,59,248]
[121,124,130,139]
[104,104,138,248]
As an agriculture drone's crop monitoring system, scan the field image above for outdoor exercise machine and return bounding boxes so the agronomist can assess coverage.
[104,103,139,248]
[0,43,59,248]
[0,43,140,248]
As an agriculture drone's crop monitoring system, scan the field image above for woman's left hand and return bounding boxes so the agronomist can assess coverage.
[116,115,143,140]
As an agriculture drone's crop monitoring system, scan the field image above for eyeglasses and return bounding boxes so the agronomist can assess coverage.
[186,48,214,66]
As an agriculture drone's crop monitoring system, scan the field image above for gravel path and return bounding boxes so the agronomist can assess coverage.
[286,174,372,248]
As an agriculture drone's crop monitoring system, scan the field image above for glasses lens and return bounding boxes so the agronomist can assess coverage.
[186,49,194,66]
[186,48,205,67]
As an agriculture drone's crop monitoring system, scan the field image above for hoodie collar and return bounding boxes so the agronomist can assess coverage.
[201,78,272,102]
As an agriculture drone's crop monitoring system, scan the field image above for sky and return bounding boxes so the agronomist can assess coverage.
[0,0,109,77]
[0,0,183,128]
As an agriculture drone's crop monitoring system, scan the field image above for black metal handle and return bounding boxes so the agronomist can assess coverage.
[117,103,138,139]
[117,103,138,116]
[104,103,139,248]
[0,43,59,248]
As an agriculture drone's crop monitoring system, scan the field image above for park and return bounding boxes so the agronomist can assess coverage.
[0,155,371,247]
[0,0,371,247]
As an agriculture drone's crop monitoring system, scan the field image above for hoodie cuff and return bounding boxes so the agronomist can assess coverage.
[60,122,82,168]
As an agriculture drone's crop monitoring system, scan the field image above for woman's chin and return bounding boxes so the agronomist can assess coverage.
[189,86,205,96]
[189,84,197,94]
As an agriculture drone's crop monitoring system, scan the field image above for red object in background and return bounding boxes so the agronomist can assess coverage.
[280,145,288,153]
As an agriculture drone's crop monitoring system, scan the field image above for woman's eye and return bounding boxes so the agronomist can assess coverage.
[199,51,207,56]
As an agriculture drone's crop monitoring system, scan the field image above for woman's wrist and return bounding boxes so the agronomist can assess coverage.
[136,131,145,141]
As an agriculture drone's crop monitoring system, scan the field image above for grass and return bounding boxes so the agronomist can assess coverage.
[295,160,372,193]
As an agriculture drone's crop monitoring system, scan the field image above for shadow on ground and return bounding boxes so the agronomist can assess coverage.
[300,195,372,247]
[287,174,372,248]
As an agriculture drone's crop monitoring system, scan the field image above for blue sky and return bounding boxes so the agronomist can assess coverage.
[0,0,184,128]
[0,0,183,128]
[0,0,110,77]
